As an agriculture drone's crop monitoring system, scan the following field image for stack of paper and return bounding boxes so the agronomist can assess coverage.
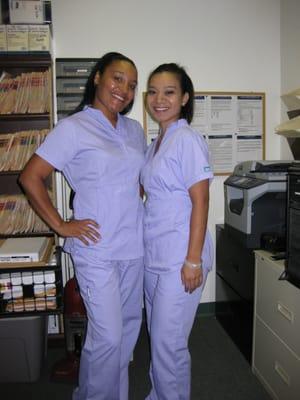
[0,70,50,114]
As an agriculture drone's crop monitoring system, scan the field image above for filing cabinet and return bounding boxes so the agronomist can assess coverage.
[57,94,84,112]
[215,224,255,363]
[56,77,87,94]
[55,58,97,120]
[56,59,97,76]
[252,250,300,400]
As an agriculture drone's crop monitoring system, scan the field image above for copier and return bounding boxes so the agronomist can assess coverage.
[224,160,292,248]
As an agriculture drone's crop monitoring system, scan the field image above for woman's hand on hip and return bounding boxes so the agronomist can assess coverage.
[181,264,203,294]
[56,219,101,246]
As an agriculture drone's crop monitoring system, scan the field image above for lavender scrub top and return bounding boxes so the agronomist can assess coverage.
[36,106,146,260]
[140,119,214,273]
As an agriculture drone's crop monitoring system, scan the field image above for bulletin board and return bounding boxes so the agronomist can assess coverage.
[143,91,266,175]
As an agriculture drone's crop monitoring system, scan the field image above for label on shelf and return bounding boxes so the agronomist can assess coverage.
[6,24,29,52]
[0,25,7,52]
[28,24,50,52]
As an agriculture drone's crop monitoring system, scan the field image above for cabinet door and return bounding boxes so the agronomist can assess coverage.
[255,253,300,356]
[253,317,300,400]
[216,224,255,300]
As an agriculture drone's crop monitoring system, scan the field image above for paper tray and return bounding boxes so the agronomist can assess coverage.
[0,236,54,269]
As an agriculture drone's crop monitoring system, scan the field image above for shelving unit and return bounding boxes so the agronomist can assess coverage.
[0,53,53,238]
[275,88,300,159]
[0,245,63,316]
[0,53,63,319]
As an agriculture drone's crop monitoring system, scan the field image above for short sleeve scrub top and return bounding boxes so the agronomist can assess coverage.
[36,106,146,261]
[141,119,214,273]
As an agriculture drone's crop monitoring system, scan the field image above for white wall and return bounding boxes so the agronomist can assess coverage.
[51,0,281,302]
[280,0,300,159]
[281,0,300,94]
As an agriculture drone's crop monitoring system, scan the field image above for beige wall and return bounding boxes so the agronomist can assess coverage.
[51,0,282,302]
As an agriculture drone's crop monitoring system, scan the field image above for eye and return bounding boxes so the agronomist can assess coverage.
[114,75,123,83]
[165,90,175,96]
[147,89,156,96]
[129,83,137,91]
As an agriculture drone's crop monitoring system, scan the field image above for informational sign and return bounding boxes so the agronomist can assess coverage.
[143,92,265,175]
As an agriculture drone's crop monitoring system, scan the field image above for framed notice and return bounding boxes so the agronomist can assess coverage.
[143,91,265,175]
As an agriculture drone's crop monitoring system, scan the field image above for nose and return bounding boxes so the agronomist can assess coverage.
[117,80,132,96]
[155,91,165,103]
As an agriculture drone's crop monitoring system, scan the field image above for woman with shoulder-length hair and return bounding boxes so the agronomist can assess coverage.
[141,63,214,400]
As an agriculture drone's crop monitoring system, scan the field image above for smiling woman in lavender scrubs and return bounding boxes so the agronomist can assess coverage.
[141,63,214,400]
[19,52,146,400]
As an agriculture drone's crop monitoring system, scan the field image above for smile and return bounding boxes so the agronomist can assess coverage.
[154,107,168,112]
[112,93,125,102]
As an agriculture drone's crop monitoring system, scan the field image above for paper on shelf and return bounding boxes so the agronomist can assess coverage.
[275,115,300,137]
[281,88,300,110]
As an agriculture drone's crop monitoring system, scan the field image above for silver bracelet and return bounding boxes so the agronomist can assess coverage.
[184,258,202,269]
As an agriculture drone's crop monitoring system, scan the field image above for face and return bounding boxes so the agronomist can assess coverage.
[93,60,137,124]
[146,72,189,133]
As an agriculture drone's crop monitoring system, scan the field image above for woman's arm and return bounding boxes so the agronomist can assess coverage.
[181,179,209,293]
[19,154,100,245]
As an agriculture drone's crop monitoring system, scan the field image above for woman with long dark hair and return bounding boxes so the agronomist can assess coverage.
[19,52,146,400]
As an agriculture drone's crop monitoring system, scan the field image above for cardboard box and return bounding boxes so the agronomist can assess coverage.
[9,0,44,24]
[28,24,49,51]
[6,24,28,51]
[0,236,50,263]
[0,236,53,267]
[0,25,7,51]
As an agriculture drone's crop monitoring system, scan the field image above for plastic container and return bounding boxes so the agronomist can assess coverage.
[0,315,47,382]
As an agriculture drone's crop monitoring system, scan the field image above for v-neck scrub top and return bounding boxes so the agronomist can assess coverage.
[141,119,214,272]
[36,106,146,260]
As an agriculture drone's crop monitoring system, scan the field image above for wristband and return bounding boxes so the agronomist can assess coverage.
[184,258,202,269]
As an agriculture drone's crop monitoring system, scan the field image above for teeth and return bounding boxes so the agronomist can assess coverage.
[155,107,168,111]
[113,94,124,102]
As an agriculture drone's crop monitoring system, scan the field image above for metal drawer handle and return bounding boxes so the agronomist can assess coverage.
[274,361,290,386]
[277,302,294,323]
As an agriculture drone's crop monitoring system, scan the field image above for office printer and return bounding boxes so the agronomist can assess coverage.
[224,160,292,248]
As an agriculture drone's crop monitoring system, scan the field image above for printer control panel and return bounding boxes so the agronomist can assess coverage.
[225,175,265,189]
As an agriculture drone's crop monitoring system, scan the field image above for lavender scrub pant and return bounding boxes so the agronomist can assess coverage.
[71,251,143,400]
[144,266,209,400]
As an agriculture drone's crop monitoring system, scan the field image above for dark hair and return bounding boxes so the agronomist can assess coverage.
[146,63,194,124]
[72,52,137,115]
